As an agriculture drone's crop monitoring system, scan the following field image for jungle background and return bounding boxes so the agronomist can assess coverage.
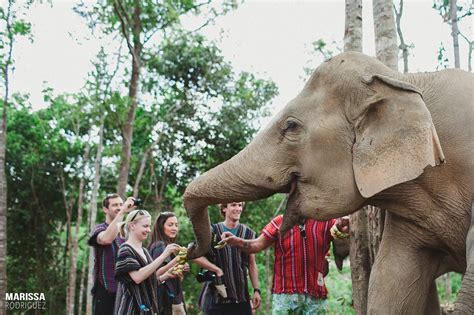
[0,0,472,314]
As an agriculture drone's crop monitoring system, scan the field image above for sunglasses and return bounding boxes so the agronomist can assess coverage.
[129,210,150,222]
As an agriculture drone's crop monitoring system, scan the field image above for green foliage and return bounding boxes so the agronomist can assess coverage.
[5,3,278,314]
[0,0,32,90]
[437,42,450,69]
[6,100,83,309]
[326,260,355,314]
[436,272,463,305]
[302,39,342,80]
[432,0,473,22]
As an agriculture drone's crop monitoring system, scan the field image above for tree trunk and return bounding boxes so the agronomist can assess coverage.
[67,140,91,315]
[459,31,471,72]
[468,43,473,72]
[444,272,452,302]
[78,252,88,315]
[349,209,371,315]
[449,0,460,68]
[0,1,15,308]
[366,205,385,266]
[0,85,7,315]
[344,0,362,52]
[116,0,142,197]
[86,116,105,315]
[394,0,409,73]
[344,1,370,314]
[373,0,399,71]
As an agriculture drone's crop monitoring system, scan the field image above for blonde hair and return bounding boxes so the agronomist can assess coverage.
[118,209,151,238]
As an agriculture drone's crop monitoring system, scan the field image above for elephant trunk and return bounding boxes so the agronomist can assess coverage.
[183,132,290,258]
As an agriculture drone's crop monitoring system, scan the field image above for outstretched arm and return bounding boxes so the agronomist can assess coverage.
[221,233,274,253]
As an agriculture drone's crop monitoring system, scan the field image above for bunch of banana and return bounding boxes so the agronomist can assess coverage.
[171,264,185,281]
[170,246,188,281]
[176,246,187,264]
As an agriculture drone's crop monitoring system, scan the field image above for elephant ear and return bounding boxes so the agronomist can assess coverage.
[352,74,445,198]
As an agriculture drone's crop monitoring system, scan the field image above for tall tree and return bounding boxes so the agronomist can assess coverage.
[449,0,461,68]
[433,0,473,69]
[66,135,91,315]
[84,47,121,315]
[373,0,399,71]
[458,31,473,71]
[0,0,31,308]
[343,1,372,314]
[394,0,411,73]
[85,115,105,315]
[76,0,238,197]
[344,0,362,52]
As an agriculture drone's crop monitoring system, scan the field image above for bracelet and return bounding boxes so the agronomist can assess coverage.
[158,275,166,284]
[253,288,261,295]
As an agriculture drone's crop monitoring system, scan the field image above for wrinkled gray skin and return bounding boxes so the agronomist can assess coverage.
[183,52,474,314]
[454,201,474,314]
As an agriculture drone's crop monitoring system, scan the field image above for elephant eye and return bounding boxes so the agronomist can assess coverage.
[281,117,303,141]
[285,120,299,131]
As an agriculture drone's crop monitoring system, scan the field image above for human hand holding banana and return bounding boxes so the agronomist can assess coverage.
[170,246,188,280]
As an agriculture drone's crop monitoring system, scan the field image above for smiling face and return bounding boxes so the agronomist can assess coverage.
[130,216,152,242]
[163,216,179,240]
[222,202,244,222]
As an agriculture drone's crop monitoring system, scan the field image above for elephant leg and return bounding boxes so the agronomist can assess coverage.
[367,219,440,314]
[454,269,474,314]
[424,281,441,315]
[454,203,474,314]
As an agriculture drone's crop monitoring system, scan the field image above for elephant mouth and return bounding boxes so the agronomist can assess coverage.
[279,173,308,234]
[282,172,300,194]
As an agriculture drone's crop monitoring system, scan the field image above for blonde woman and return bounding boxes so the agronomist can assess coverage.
[114,209,180,314]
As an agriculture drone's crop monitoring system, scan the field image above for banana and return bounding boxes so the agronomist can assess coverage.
[169,246,188,281]
[214,241,227,249]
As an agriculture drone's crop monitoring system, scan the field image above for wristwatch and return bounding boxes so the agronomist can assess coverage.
[253,288,261,294]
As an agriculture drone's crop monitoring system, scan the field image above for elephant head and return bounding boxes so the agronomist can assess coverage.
[183,52,445,258]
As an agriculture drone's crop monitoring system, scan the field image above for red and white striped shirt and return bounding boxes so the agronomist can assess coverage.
[262,215,336,299]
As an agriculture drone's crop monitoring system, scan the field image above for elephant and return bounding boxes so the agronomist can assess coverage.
[183,52,474,314]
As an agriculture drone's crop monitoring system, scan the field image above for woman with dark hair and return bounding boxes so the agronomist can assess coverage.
[149,212,189,315]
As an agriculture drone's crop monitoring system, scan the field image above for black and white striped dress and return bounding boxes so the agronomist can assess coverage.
[114,243,159,314]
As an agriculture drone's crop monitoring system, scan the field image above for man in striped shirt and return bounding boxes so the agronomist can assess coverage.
[88,194,135,315]
[221,214,349,315]
[194,202,261,315]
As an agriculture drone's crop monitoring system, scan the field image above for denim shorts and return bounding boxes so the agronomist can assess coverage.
[272,293,328,315]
